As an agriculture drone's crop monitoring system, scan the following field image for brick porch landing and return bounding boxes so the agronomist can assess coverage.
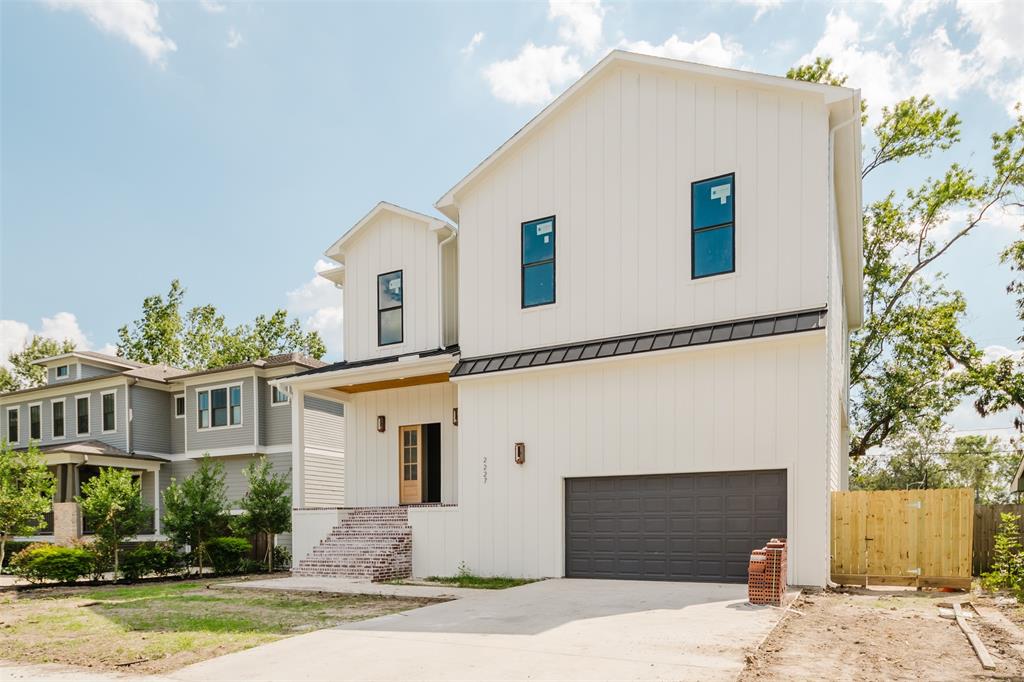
[293,507,412,581]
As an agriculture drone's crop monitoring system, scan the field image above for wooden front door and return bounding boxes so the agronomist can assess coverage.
[399,425,422,505]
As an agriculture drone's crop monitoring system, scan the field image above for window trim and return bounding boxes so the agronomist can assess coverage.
[55,364,70,379]
[196,382,244,431]
[174,393,185,419]
[521,215,557,309]
[6,406,20,444]
[51,399,66,440]
[100,390,117,434]
[690,172,736,280]
[377,269,404,347]
[75,394,91,436]
[28,402,42,441]
[271,386,290,406]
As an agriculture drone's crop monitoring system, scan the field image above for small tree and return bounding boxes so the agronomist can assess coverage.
[0,442,56,571]
[161,455,228,574]
[77,468,152,580]
[981,512,1024,593]
[234,457,291,572]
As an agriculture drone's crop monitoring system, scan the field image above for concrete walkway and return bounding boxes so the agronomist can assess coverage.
[173,579,791,681]
[217,575,481,600]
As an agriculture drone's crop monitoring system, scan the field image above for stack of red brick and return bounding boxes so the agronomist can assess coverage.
[748,538,787,606]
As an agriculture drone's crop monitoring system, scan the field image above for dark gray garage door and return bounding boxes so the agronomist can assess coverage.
[565,470,786,582]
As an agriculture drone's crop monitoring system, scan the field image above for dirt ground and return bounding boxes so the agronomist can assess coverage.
[740,588,1024,681]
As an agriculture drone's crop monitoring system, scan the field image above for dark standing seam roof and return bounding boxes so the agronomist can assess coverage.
[451,308,827,378]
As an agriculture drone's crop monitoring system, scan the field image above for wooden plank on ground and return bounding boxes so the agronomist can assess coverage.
[953,602,996,671]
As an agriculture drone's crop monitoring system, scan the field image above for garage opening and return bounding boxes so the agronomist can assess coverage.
[565,469,787,582]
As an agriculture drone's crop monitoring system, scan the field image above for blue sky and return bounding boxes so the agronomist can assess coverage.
[2,0,1022,436]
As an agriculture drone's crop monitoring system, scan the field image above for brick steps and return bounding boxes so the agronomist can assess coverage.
[293,506,412,582]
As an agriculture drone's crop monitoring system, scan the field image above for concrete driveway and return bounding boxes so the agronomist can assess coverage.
[172,579,787,682]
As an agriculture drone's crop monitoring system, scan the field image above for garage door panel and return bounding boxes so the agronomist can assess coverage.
[566,470,786,582]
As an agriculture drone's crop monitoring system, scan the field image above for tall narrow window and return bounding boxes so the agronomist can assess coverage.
[6,408,18,443]
[29,404,41,440]
[229,386,242,425]
[522,216,555,307]
[378,270,403,346]
[76,396,90,435]
[211,388,228,427]
[102,392,116,432]
[175,395,185,418]
[52,401,65,439]
[691,173,735,278]
[198,391,209,428]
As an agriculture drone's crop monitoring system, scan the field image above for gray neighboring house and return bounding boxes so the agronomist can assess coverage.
[1,350,345,552]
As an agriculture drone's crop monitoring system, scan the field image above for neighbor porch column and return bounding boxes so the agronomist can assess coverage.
[291,387,305,508]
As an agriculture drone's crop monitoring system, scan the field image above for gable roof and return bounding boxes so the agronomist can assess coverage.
[324,201,455,264]
[168,353,327,380]
[31,350,148,370]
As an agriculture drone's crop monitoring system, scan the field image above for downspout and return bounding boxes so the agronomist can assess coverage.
[437,225,458,350]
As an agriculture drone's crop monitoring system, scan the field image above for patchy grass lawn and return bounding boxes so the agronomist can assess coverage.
[420,574,536,589]
[0,577,438,674]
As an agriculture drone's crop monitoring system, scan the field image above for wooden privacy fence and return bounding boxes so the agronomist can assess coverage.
[831,488,974,589]
[973,504,1024,576]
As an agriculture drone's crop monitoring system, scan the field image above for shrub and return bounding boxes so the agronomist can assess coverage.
[204,537,252,575]
[1,541,31,569]
[9,543,95,583]
[272,545,291,571]
[981,511,1024,594]
[122,543,185,582]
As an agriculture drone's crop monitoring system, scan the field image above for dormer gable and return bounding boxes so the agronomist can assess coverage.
[32,351,144,384]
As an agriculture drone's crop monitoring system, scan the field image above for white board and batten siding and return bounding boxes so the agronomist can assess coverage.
[302,395,345,507]
[455,63,829,358]
[341,211,445,363]
[410,332,829,586]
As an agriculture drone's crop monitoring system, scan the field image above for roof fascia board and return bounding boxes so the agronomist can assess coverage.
[0,375,126,404]
[325,202,455,261]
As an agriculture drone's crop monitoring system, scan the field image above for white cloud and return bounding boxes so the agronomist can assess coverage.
[286,260,344,359]
[737,0,781,21]
[619,33,744,68]
[199,0,226,13]
[461,31,485,57]
[549,0,605,54]
[44,0,177,66]
[879,0,941,31]
[0,313,96,370]
[483,43,583,106]
[226,27,243,49]
[956,0,1024,113]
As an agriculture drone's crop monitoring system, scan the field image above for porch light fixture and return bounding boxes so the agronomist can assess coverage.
[377,415,386,433]
[453,408,459,426]
[514,442,525,465]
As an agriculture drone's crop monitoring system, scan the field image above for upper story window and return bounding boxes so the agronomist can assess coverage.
[378,270,403,346]
[29,404,41,440]
[522,217,555,308]
[101,391,116,433]
[6,407,18,443]
[76,396,90,435]
[197,385,242,429]
[271,386,289,405]
[52,401,65,439]
[55,365,69,379]
[175,394,185,418]
[691,173,735,279]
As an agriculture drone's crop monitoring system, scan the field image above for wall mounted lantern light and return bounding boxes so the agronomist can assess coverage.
[514,442,526,465]
[453,408,459,426]
[377,415,386,433]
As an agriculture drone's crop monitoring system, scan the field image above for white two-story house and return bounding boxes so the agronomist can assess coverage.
[280,50,862,587]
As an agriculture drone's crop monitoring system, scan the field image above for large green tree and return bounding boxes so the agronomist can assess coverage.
[0,442,56,571]
[77,468,152,580]
[0,336,76,393]
[161,455,229,574]
[117,280,326,370]
[788,58,1024,460]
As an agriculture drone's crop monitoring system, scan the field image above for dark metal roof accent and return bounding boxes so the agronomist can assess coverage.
[291,345,460,379]
[450,308,826,379]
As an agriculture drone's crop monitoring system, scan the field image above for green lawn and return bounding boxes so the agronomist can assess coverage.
[0,577,437,673]
[421,574,537,589]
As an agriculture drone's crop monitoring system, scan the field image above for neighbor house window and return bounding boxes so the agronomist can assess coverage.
[52,401,65,439]
[271,387,289,404]
[175,394,185,418]
[101,392,116,432]
[377,270,403,346]
[691,173,735,279]
[6,408,18,443]
[197,385,242,429]
[522,216,555,307]
[55,365,69,379]
[29,404,41,440]
[76,396,90,435]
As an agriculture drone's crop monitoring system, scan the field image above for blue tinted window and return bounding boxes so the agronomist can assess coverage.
[522,217,555,307]
[692,175,734,229]
[378,270,403,345]
[692,174,735,278]
[378,271,403,308]
[693,226,734,278]
[523,262,555,307]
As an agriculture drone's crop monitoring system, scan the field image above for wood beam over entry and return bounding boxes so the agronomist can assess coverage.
[336,372,450,394]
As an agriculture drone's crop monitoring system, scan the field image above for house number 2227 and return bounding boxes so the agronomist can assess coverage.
[482,456,488,484]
